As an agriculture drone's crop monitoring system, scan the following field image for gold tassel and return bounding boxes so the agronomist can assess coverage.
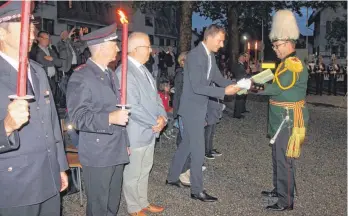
[286,127,306,158]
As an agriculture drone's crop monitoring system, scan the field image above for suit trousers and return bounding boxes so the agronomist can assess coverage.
[205,124,217,154]
[83,165,124,216]
[167,116,205,194]
[0,194,60,216]
[234,94,247,117]
[271,127,295,207]
[328,74,337,95]
[123,143,155,213]
[176,116,190,173]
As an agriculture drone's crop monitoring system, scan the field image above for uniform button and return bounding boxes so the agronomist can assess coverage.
[37,107,40,110]
[96,139,100,142]
[41,121,44,124]
[45,135,48,138]
[8,167,12,172]
[48,149,51,152]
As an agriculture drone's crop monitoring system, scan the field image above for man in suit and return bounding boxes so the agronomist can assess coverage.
[166,24,242,202]
[57,28,87,75]
[233,53,249,119]
[116,32,166,216]
[0,1,68,215]
[35,31,62,101]
[66,24,130,216]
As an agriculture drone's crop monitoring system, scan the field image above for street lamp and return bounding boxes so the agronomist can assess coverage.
[243,35,248,41]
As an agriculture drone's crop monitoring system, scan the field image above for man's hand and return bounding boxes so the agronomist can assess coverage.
[109,110,129,126]
[127,147,131,156]
[60,172,69,192]
[44,56,53,61]
[4,100,29,136]
[224,84,240,95]
[79,28,84,37]
[152,115,166,133]
[68,27,76,38]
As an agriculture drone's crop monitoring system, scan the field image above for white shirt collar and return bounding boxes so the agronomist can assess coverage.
[128,56,142,68]
[0,51,34,89]
[89,58,108,71]
[201,42,210,56]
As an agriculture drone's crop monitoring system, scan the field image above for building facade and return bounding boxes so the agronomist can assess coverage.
[308,6,347,64]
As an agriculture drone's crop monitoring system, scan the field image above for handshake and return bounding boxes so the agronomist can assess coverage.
[224,78,252,95]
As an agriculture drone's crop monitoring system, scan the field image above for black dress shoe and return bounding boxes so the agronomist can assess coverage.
[191,191,218,202]
[261,189,278,197]
[266,203,293,211]
[242,110,250,113]
[165,180,181,188]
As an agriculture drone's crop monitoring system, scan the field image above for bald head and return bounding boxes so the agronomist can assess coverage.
[61,30,69,40]
[128,32,151,64]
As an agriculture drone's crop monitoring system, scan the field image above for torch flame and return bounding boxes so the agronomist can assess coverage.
[255,41,258,50]
[247,42,250,50]
[118,10,128,24]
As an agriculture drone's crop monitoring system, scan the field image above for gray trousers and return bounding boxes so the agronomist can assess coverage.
[83,165,124,216]
[0,194,60,216]
[205,123,217,154]
[123,143,155,213]
[272,127,295,207]
[168,116,205,194]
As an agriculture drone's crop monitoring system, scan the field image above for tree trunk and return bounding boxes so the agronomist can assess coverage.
[178,1,193,54]
[227,5,239,70]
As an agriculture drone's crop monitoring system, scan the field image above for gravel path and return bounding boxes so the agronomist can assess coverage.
[62,95,347,216]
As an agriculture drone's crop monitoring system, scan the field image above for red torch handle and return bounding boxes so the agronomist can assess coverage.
[17,0,31,97]
[120,23,128,105]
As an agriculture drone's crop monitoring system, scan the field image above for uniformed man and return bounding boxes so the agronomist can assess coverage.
[66,23,130,216]
[0,1,69,215]
[256,10,309,211]
[314,55,325,96]
[327,54,340,96]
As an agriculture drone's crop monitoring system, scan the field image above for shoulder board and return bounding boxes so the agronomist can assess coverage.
[73,64,87,71]
[285,57,303,73]
[29,60,43,68]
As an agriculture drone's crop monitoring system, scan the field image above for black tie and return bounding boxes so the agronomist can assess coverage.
[26,78,35,96]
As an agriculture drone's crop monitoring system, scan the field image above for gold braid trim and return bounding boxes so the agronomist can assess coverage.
[272,57,303,90]
[269,100,306,159]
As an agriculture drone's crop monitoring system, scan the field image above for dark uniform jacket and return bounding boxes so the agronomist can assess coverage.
[178,42,232,125]
[66,59,129,167]
[173,67,183,119]
[0,56,68,208]
[232,61,248,81]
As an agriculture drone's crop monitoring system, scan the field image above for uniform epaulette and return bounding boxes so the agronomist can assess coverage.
[73,64,87,71]
[29,59,43,68]
[285,57,303,73]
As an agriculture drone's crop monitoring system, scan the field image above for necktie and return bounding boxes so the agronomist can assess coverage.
[104,69,115,92]
[26,78,35,96]
[140,65,155,90]
[207,53,212,79]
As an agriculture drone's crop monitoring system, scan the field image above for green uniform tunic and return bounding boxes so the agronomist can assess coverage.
[262,53,309,138]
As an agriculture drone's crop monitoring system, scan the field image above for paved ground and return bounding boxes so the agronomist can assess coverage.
[62,95,347,216]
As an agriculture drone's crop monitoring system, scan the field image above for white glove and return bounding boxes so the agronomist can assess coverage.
[237,78,252,90]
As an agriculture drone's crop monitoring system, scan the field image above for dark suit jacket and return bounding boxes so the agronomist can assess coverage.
[66,59,129,167]
[232,62,247,81]
[178,42,232,124]
[0,56,68,208]
[206,97,223,125]
[173,67,183,119]
[36,46,62,76]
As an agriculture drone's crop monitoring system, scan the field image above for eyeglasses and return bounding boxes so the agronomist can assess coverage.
[272,42,288,50]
